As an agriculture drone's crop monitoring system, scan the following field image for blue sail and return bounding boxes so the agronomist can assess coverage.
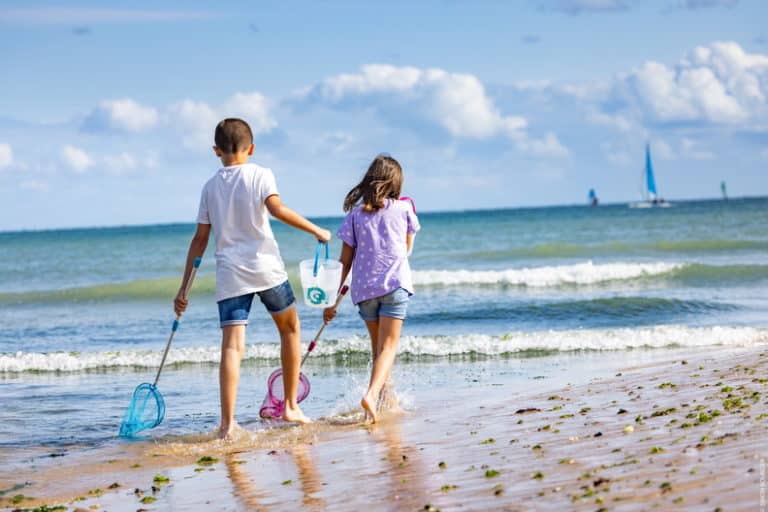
[645,143,658,198]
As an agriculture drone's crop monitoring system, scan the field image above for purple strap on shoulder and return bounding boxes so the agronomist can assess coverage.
[399,196,416,214]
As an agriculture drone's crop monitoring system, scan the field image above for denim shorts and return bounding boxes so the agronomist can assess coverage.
[357,288,410,321]
[217,280,295,327]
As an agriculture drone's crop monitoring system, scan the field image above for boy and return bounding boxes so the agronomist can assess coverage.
[174,118,330,439]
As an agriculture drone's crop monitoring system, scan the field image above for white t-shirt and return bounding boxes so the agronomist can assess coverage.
[197,163,288,301]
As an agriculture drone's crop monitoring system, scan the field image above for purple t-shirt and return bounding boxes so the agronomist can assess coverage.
[337,199,421,304]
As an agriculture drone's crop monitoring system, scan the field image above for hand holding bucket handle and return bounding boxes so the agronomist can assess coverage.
[313,241,330,276]
[308,241,329,305]
[302,284,349,365]
[301,242,341,307]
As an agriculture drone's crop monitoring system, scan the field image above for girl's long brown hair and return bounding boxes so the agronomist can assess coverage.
[343,155,403,212]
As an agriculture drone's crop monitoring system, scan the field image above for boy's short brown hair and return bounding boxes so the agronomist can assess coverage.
[214,118,253,154]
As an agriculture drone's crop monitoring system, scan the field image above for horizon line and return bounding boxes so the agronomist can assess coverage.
[1,195,765,235]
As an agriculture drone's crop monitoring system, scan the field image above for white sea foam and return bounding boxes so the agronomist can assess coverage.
[2,326,766,373]
[413,261,683,287]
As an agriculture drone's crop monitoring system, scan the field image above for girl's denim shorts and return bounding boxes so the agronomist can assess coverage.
[217,280,295,327]
[357,287,410,321]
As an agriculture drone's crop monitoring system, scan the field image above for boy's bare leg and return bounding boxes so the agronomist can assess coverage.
[361,317,403,423]
[220,325,246,439]
[272,306,311,424]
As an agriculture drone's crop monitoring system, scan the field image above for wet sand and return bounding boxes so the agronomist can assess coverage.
[2,345,766,511]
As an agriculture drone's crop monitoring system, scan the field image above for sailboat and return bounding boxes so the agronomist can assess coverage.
[588,188,599,206]
[629,143,671,208]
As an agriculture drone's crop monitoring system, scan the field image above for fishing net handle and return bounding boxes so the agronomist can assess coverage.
[300,284,348,366]
[154,257,202,386]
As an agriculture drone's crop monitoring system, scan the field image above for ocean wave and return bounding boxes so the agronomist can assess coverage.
[0,275,217,305]
[2,326,766,373]
[410,296,736,323]
[465,239,768,260]
[413,261,683,287]
[2,262,767,305]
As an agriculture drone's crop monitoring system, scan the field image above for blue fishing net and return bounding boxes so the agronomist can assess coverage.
[119,383,165,437]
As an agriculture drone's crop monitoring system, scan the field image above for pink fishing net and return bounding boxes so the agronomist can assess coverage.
[259,369,311,419]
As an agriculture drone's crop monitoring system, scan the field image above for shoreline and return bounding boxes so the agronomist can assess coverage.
[2,344,767,511]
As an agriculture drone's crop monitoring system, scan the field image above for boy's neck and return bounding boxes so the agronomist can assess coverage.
[220,155,250,167]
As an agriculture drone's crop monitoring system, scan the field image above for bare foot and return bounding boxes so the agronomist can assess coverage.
[378,381,400,412]
[218,421,236,441]
[283,405,312,424]
[361,394,377,423]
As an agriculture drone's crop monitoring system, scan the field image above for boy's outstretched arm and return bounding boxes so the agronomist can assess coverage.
[174,223,210,315]
[323,242,354,323]
[265,195,330,242]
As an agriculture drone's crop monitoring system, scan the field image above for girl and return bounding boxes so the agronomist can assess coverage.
[323,155,420,423]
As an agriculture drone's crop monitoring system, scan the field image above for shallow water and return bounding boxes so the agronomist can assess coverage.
[1,198,767,455]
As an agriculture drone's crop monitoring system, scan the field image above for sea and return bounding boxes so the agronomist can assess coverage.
[1,197,767,457]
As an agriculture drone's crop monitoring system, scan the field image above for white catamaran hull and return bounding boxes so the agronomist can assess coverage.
[629,201,672,208]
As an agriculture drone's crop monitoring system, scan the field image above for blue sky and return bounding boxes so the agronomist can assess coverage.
[0,0,766,230]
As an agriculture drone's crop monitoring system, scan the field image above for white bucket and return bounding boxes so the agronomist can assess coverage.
[299,243,342,308]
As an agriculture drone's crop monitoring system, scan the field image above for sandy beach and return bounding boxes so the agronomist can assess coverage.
[2,344,766,511]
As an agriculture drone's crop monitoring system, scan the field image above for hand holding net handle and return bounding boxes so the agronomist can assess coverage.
[154,257,202,386]
[301,284,349,365]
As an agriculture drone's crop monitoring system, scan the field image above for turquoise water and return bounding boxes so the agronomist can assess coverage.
[1,197,767,449]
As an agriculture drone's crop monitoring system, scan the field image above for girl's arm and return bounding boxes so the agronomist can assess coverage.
[323,242,355,323]
[406,233,416,256]
[265,194,331,242]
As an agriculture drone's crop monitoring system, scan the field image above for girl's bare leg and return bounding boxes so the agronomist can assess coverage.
[364,320,396,412]
[361,317,403,423]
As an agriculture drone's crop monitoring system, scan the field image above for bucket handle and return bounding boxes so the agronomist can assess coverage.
[313,242,330,277]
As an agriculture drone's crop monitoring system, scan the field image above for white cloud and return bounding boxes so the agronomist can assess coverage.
[84,98,159,132]
[61,145,93,173]
[225,93,277,135]
[168,99,220,149]
[297,64,570,157]
[304,64,527,140]
[81,92,276,147]
[613,41,768,125]
[0,143,13,169]
[169,93,277,150]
